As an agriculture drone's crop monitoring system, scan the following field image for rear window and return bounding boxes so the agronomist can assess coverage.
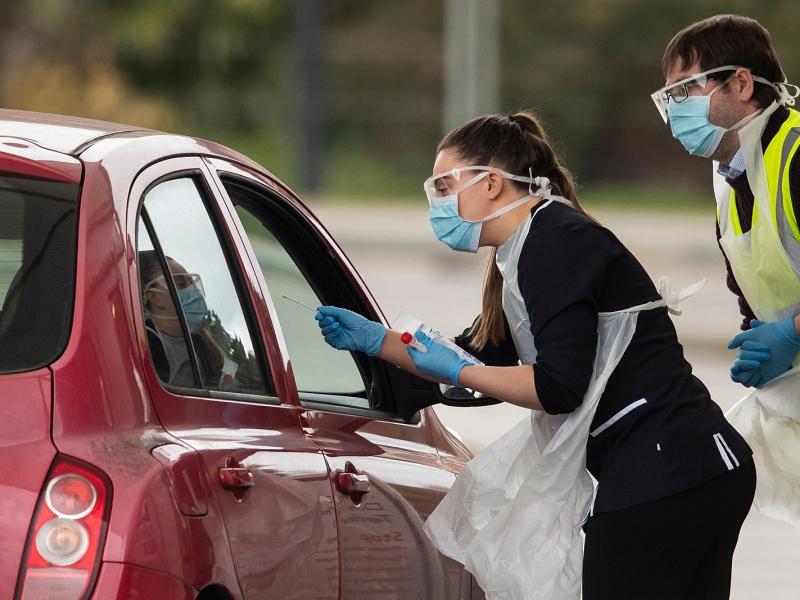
[0,174,79,373]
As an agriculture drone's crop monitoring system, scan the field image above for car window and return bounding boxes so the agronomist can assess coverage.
[138,177,267,396]
[137,225,199,387]
[222,178,367,404]
[0,174,78,373]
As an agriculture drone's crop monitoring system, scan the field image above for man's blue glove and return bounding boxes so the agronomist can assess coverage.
[315,306,386,356]
[729,339,770,387]
[728,317,800,387]
[406,330,472,386]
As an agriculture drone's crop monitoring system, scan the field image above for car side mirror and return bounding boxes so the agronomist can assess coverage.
[386,365,502,423]
[438,383,501,407]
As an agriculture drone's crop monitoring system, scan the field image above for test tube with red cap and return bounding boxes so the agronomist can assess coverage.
[400,331,427,353]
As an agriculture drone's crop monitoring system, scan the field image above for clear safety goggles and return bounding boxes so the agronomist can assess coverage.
[423,166,539,205]
[144,272,204,295]
[650,65,790,123]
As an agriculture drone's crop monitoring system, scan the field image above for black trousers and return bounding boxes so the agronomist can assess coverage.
[583,459,756,600]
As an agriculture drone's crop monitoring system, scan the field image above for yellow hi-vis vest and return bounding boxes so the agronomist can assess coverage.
[714,102,800,363]
[718,107,800,246]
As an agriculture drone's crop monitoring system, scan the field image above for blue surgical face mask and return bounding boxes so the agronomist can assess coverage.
[428,170,540,253]
[428,172,487,252]
[668,76,761,157]
[178,285,208,333]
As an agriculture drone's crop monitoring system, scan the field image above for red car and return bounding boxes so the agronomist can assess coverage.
[0,110,489,599]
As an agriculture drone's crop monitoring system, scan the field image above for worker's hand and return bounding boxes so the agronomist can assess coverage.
[407,330,472,386]
[729,369,757,388]
[315,306,386,356]
[729,339,770,387]
[728,317,800,388]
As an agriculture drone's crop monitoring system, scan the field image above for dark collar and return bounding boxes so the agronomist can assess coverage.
[530,197,554,218]
[726,105,790,185]
[761,105,789,151]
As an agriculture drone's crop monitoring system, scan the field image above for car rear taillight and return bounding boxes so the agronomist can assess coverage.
[15,456,112,600]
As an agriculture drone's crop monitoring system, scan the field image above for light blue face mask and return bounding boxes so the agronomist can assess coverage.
[426,168,547,253]
[178,285,208,333]
[668,75,762,158]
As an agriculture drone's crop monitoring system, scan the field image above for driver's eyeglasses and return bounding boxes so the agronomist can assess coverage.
[144,273,203,294]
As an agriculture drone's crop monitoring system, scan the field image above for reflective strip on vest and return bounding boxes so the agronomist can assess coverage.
[776,127,800,276]
[726,108,800,278]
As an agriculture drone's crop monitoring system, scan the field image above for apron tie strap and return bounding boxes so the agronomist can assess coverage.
[656,276,707,316]
[602,277,706,316]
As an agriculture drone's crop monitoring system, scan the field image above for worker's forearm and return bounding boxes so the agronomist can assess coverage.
[458,364,543,411]
[377,329,448,384]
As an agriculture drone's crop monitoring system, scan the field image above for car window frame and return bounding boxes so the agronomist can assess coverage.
[204,158,505,423]
[130,161,280,406]
[218,175,393,412]
[202,159,440,422]
[231,188,374,393]
[0,172,81,375]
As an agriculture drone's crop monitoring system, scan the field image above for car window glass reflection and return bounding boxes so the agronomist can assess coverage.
[137,227,196,386]
[140,178,266,395]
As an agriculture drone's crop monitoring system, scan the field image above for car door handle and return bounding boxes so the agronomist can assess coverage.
[219,457,254,501]
[335,472,370,495]
[332,461,370,504]
[219,467,254,489]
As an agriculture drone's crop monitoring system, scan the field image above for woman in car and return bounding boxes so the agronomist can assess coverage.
[139,250,235,388]
[315,112,756,599]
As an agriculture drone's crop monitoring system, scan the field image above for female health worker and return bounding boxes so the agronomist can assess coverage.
[315,112,754,600]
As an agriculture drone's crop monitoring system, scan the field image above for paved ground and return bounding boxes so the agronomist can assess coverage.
[315,202,800,599]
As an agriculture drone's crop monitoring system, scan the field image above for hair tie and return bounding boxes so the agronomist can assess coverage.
[507,114,523,129]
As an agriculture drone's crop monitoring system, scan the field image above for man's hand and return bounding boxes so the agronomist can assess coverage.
[728,317,800,387]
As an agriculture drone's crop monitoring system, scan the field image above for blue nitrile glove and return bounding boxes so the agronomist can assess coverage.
[730,366,765,390]
[728,317,800,387]
[729,339,770,387]
[315,306,387,356]
[406,330,472,387]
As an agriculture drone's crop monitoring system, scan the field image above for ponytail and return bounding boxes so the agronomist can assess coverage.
[437,111,592,350]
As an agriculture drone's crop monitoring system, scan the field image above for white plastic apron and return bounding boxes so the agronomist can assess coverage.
[714,101,800,329]
[716,103,800,526]
[726,364,800,525]
[424,199,704,599]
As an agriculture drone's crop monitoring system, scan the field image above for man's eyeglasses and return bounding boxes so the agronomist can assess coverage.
[650,65,775,123]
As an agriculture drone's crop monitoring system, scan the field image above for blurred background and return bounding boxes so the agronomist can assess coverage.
[4,0,800,597]
[3,0,798,202]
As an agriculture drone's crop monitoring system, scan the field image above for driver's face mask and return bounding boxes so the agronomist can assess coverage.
[144,273,208,333]
[424,166,550,253]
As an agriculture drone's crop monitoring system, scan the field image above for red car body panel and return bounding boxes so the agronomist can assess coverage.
[0,370,56,599]
[0,109,148,154]
[0,109,479,599]
[0,136,82,183]
[303,411,470,598]
[91,562,196,599]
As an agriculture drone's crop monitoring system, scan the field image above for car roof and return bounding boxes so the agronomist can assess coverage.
[0,108,270,182]
[0,109,152,155]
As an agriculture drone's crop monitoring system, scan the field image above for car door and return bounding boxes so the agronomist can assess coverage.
[127,157,339,599]
[205,157,485,600]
